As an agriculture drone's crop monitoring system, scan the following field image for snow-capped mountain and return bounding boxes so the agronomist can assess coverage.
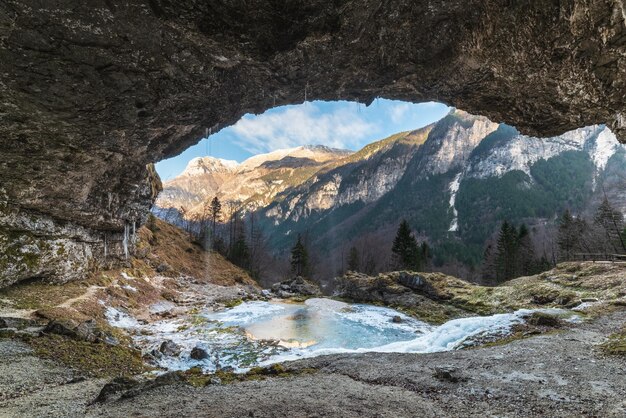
[155,109,626,272]
[154,145,352,218]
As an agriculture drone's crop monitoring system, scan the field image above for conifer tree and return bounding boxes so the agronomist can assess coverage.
[481,242,497,283]
[391,220,421,270]
[516,224,536,276]
[495,221,518,282]
[594,197,626,253]
[348,246,360,272]
[557,209,578,260]
[210,196,222,238]
[228,209,249,268]
[290,234,309,277]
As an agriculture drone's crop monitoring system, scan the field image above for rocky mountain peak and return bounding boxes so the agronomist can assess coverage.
[180,157,239,177]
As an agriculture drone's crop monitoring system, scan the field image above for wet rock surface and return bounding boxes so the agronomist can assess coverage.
[0,1,624,285]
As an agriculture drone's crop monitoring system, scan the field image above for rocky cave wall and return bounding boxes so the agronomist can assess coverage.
[0,0,624,287]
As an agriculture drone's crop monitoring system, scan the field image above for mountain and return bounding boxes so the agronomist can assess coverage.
[254,110,625,275]
[154,145,352,220]
[156,157,239,211]
[155,109,626,279]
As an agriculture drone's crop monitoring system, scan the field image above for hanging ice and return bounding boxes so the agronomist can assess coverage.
[123,223,129,259]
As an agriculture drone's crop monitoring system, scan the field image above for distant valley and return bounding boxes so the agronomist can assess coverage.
[154,110,626,282]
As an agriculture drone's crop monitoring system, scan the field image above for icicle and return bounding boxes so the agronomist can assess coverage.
[123,223,129,260]
[104,233,108,259]
[131,221,136,245]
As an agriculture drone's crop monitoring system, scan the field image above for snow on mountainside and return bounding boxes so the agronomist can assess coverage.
[180,157,239,176]
[236,145,352,172]
[465,125,613,179]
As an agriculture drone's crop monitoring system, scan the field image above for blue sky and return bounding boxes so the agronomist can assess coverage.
[156,99,451,180]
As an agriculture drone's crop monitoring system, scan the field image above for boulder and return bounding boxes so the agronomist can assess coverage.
[271,277,322,298]
[0,317,35,330]
[43,319,119,345]
[190,347,209,360]
[156,263,170,273]
[43,320,79,339]
[433,366,463,383]
[92,376,139,404]
[159,340,181,356]
[525,312,563,328]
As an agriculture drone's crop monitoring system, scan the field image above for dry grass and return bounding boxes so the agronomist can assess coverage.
[137,217,256,287]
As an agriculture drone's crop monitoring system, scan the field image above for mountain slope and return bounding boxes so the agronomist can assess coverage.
[257,111,626,273]
[154,145,352,218]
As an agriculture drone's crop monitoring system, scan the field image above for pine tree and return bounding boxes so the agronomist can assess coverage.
[348,246,360,272]
[290,234,309,277]
[557,210,579,260]
[228,210,249,269]
[419,242,431,268]
[516,224,536,276]
[481,242,497,283]
[495,221,518,282]
[594,197,626,254]
[210,196,222,239]
[391,220,421,271]
[229,232,250,269]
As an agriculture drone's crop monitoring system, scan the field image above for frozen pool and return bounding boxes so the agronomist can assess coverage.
[106,298,571,373]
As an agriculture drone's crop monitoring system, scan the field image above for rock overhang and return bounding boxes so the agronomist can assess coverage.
[0,0,624,286]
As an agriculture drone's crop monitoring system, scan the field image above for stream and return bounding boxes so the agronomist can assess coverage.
[105,298,574,373]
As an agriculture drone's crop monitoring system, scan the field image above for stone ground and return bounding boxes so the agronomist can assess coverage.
[1,309,625,418]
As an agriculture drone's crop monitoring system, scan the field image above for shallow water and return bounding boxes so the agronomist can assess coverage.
[105,298,574,373]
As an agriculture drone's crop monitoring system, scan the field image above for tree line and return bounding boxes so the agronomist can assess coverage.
[481,196,626,284]
[174,196,271,280]
[172,194,626,286]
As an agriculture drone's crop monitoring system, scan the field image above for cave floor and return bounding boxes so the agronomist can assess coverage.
[1,308,625,418]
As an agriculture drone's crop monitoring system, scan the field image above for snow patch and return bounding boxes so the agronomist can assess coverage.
[589,127,618,171]
[206,301,286,326]
[448,172,462,232]
[105,307,140,329]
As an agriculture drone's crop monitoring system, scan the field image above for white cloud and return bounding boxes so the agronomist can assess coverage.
[388,102,412,124]
[229,103,377,154]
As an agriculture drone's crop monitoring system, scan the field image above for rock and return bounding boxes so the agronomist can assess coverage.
[190,347,209,360]
[156,263,170,273]
[581,297,599,303]
[391,316,403,324]
[119,372,187,400]
[271,277,322,298]
[261,289,272,298]
[159,340,181,357]
[433,366,462,383]
[526,312,563,328]
[92,377,139,404]
[0,317,35,330]
[74,319,100,342]
[43,319,119,345]
[43,320,79,339]
[209,377,222,385]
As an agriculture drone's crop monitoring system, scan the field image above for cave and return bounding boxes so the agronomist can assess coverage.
[0,0,625,287]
